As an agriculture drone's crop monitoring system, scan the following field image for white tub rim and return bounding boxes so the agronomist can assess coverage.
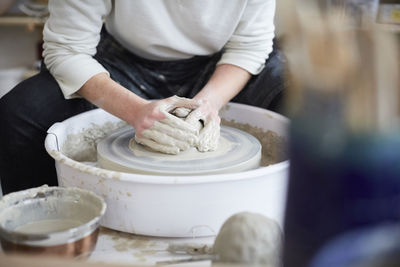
[45,102,290,185]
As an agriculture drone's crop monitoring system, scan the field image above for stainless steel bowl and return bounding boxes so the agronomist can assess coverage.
[0,185,106,257]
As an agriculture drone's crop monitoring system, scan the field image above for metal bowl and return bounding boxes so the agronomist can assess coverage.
[0,185,106,257]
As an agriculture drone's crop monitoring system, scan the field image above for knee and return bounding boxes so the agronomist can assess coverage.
[0,71,58,133]
[0,87,21,147]
[0,82,21,127]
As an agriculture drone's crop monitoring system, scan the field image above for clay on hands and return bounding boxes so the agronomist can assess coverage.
[134,96,200,155]
[135,96,221,155]
[184,105,221,152]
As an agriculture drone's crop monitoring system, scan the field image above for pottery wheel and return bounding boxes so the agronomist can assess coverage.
[97,125,261,175]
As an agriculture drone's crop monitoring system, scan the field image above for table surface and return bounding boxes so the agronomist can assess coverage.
[0,227,215,266]
[87,227,215,266]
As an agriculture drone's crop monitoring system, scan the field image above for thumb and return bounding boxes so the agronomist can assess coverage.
[164,96,200,113]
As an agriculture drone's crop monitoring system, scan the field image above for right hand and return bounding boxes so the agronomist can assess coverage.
[184,99,221,152]
[133,96,201,154]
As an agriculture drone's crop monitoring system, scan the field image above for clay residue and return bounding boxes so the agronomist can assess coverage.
[100,227,158,261]
[61,119,287,167]
[100,227,157,251]
[221,119,287,166]
[62,121,127,162]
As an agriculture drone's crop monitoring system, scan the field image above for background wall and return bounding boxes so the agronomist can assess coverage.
[0,26,40,69]
[0,0,42,98]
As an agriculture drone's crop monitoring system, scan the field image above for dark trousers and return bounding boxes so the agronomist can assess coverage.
[0,30,286,194]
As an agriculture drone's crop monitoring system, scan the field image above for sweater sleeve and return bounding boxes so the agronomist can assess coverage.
[43,0,112,99]
[217,0,275,75]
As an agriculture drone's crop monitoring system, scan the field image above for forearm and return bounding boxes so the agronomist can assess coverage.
[77,73,148,126]
[43,0,111,99]
[194,64,251,110]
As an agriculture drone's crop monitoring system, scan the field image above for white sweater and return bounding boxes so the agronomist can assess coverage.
[43,0,276,99]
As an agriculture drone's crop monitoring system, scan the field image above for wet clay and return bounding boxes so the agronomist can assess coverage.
[14,219,83,234]
[135,107,219,155]
[129,135,232,161]
[213,212,283,265]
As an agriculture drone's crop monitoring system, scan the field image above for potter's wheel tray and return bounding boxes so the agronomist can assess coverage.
[97,125,261,175]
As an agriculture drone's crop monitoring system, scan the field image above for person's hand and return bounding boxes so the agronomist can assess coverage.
[184,99,221,152]
[133,96,200,154]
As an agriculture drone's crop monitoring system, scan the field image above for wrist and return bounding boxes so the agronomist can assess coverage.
[194,88,223,111]
[125,93,149,126]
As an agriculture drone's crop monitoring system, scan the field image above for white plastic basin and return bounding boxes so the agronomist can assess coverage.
[45,102,289,237]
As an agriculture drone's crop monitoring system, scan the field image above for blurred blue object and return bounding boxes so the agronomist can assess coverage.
[283,90,400,267]
[310,223,400,267]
